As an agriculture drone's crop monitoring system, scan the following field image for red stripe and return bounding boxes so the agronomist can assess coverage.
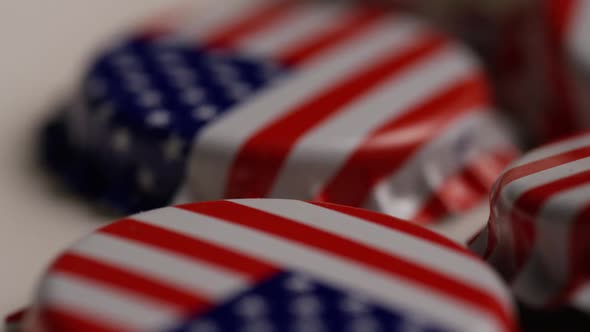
[37,308,128,332]
[101,219,278,281]
[509,170,590,273]
[315,75,489,207]
[50,253,211,313]
[278,8,387,66]
[204,1,297,49]
[414,149,518,224]
[493,145,590,205]
[179,201,517,332]
[471,149,520,188]
[224,34,448,199]
[309,202,472,256]
[414,175,485,225]
[547,0,577,43]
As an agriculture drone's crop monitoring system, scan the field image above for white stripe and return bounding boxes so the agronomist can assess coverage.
[513,183,590,306]
[39,272,180,331]
[231,199,513,308]
[70,233,247,299]
[269,44,478,199]
[511,133,590,168]
[500,157,590,209]
[134,207,509,332]
[572,282,590,313]
[568,0,590,70]
[235,2,351,58]
[186,17,427,201]
[365,111,514,220]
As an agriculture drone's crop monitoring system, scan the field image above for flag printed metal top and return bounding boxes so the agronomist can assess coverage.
[17,200,517,332]
[45,0,518,228]
[470,131,590,312]
[535,0,590,142]
[548,0,590,71]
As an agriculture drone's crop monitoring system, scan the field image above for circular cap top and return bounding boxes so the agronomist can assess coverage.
[22,200,516,332]
[471,131,590,312]
[52,0,517,226]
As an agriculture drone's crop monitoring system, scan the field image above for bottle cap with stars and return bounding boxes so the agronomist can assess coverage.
[8,199,517,332]
[42,0,519,243]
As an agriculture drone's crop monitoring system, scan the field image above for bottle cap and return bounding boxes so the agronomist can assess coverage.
[471,131,590,312]
[44,0,518,238]
[13,200,517,332]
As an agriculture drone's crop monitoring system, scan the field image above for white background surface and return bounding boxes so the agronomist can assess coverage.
[0,0,490,324]
[0,0,194,320]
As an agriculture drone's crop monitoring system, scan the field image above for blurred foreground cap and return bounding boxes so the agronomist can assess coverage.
[12,200,516,332]
[471,131,590,313]
[44,0,518,239]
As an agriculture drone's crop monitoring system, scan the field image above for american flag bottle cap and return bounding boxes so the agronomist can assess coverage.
[514,0,590,143]
[43,0,519,240]
[9,199,517,332]
[470,131,590,314]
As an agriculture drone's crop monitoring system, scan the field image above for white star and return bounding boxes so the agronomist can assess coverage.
[285,275,314,293]
[138,90,162,107]
[163,135,184,162]
[167,65,195,79]
[123,71,150,92]
[182,87,206,105]
[146,110,171,128]
[167,67,197,88]
[340,296,369,314]
[228,83,251,100]
[111,128,131,153]
[213,64,239,82]
[192,105,217,121]
[289,296,322,317]
[156,50,184,66]
[171,73,196,88]
[235,295,268,318]
[137,167,155,193]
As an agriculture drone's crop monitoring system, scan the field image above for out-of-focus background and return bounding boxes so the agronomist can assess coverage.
[0,0,208,319]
